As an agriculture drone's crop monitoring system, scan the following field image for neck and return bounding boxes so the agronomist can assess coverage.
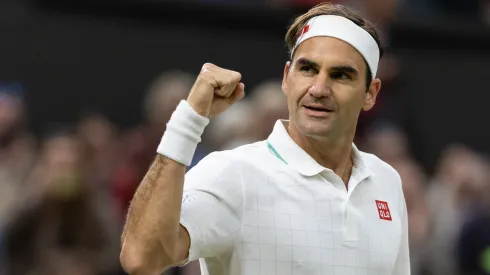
[287,121,355,185]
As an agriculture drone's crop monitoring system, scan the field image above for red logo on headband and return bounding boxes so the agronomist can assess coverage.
[299,25,310,37]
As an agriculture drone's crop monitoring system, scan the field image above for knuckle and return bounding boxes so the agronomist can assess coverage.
[200,68,209,77]
[199,73,212,84]
[200,68,213,78]
[198,71,217,88]
[232,71,242,82]
[201,63,213,72]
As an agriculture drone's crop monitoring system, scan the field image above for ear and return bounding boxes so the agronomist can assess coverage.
[282,61,291,95]
[363,78,381,111]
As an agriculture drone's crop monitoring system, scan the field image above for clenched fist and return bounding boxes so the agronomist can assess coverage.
[187,63,245,117]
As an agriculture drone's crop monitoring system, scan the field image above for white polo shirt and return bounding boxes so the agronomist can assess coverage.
[180,120,410,275]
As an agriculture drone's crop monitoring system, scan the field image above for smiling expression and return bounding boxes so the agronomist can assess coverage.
[282,36,381,140]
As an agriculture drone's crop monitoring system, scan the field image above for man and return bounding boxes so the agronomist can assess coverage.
[120,3,410,275]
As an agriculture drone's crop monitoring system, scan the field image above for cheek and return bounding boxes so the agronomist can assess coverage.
[284,82,295,104]
[334,87,366,111]
[287,77,309,103]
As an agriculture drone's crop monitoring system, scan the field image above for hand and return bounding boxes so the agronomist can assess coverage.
[187,63,245,117]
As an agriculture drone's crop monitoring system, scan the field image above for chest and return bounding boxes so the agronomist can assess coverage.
[236,172,403,275]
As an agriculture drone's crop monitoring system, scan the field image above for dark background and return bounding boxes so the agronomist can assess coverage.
[2,0,490,171]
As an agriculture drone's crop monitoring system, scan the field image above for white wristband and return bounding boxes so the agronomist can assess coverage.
[157,100,210,166]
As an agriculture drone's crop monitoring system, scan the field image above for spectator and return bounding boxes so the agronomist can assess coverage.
[248,80,289,141]
[142,70,207,167]
[113,71,202,275]
[205,98,257,151]
[456,156,490,275]
[111,70,200,222]
[0,86,36,224]
[77,113,122,274]
[425,144,487,275]
[4,131,109,275]
[0,84,36,274]
[205,80,289,151]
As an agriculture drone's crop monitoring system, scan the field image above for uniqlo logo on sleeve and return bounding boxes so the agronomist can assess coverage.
[375,200,392,221]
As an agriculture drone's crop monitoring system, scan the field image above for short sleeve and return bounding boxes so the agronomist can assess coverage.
[392,175,411,275]
[179,152,243,264]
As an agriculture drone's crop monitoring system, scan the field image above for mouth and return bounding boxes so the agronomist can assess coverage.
[303,105,333,118]
[303,105,333,113]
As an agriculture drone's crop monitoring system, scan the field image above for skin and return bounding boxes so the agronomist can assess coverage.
[282,36,381,185]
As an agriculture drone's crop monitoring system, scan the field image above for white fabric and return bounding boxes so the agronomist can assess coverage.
[179,120,410,275]
[157,100,209,166]
[293,15,380,78]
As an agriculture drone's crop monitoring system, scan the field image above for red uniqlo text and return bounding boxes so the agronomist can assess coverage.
[375,200,392,221]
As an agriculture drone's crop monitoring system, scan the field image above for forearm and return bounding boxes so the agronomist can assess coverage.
[120,64,238,272]
[121,154,186,273]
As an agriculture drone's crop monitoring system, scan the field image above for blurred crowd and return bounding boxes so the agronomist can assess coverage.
[1,0,489,275]
[0,69,489,275]
[213,0,490,24]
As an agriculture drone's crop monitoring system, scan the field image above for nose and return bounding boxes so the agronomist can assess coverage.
[307,74,332,98]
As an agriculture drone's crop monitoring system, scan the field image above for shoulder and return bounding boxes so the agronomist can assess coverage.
[185,141,270,181]
[196,141,268,165]
[360,152,407,213]
[360,151,402,186]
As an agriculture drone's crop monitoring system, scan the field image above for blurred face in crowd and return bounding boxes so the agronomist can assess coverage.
[144,72,193,129]
[43,135,80,170]
[437,145,487,200]
[78,114,115,152]
[42,134,84,198]
[282,36,381,140]
[365,126,408,162]
[0,93,22,138]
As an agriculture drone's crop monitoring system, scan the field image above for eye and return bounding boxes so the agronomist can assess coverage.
[300,65,318,75]
[331,71,351,80]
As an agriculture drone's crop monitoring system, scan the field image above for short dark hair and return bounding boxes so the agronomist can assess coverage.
[285,2,384,88]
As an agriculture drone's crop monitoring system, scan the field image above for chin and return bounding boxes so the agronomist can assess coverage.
[294,118,333,138]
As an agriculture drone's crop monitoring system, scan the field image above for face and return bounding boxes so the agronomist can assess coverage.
[0,94,22,136]
[282,36,381,139]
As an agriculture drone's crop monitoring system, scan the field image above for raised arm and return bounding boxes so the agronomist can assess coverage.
[120,63,245,274]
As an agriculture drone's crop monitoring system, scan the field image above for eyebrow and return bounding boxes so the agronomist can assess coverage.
[296,58,319,69]
[296,58,360,76]
[330,65,359,76]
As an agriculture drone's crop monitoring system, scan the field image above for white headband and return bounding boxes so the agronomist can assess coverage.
[292,15,380,78]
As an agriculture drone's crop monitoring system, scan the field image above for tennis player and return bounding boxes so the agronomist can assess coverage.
[120,3,410,275]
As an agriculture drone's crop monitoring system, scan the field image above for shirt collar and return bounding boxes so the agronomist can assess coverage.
[267,120,373,179]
